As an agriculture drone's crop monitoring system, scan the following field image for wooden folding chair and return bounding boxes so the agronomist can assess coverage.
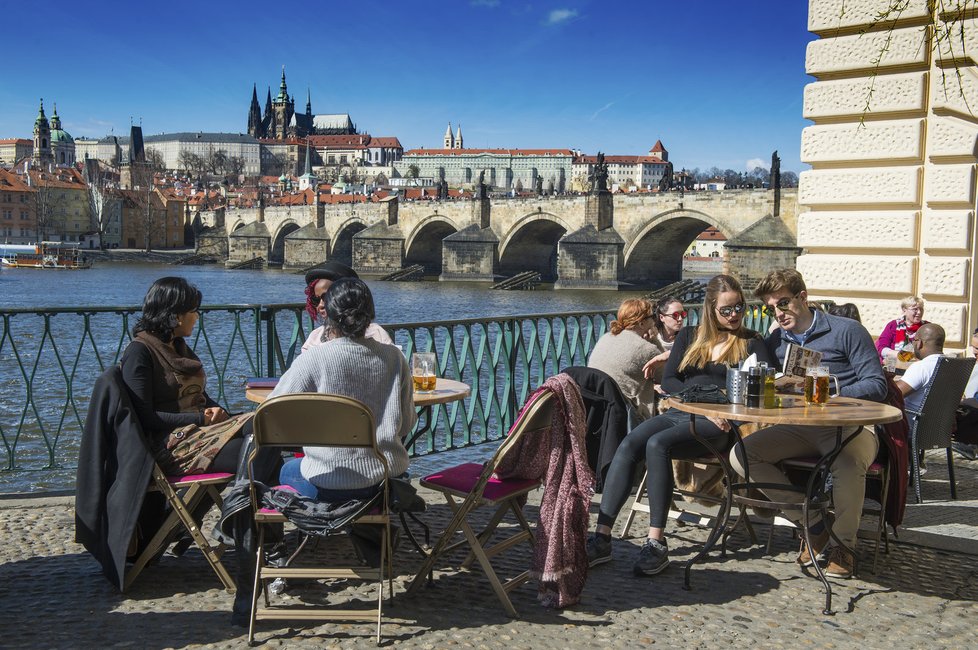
[406,389,555,618]
[124,465,236,592]
[246,393,393,646]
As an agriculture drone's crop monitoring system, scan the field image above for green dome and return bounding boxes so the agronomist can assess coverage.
[50,129,73,144]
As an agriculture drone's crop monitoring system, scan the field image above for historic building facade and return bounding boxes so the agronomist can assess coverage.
[395,147,574,191]
[247,68,356,140]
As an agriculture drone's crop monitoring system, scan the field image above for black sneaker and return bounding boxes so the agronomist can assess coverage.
[586,534,612,567]
[633,538,670,576]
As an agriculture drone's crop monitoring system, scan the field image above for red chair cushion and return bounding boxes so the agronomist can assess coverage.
[167,471,234,484]
[423,462,539,501]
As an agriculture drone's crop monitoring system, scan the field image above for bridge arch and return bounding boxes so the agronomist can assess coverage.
[498,212,570,282]
[405,215,459,275]
[230,220,247,232]
[330,219,367,267]
[270,221,301,266]
[623,209,733,288]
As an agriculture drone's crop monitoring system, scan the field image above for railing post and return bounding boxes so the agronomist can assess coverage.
[505,319,518,428]
[260,306,274,378]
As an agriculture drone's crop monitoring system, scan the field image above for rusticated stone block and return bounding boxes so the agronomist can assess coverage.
[806,27,928,76]
[804,73,926,120]
[923,301,969,343]
[801,120,923,164]
[924,164,976,205]
[848,297,966,344]
[927,116,978,159]
[936,17,978,67]
[808,0,929,34]
[931,66,978,117]
[921,209,973,250]
[797,211,917,249]
[797,253,916,293]
[799,168,920,206]
[920,255,971,297]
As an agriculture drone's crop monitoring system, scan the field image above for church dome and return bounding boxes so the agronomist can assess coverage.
[50,128,73,144]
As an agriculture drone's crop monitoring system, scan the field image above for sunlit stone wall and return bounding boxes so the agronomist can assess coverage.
[800,0,977,346]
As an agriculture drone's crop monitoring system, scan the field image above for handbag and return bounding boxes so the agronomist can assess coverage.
[671,384,729,405]
[157,412,254,475]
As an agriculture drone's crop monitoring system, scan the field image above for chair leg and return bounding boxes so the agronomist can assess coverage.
[946,447,958,500]
[458,519,519,618]
[621,470,648,540]
[910,435,922,504]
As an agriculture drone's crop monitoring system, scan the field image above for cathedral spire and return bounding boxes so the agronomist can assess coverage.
[248,84,262,137]
[279,65,288,101]
[306,88,312,116]
[455,124,463,149]
[443,122,454,149]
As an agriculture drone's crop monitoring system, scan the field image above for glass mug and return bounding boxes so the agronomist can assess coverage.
[897,341,915,363]
[412,352,437,392]
[804,366,839,405]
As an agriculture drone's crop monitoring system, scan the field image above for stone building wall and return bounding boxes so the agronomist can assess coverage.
[799,0,977,346]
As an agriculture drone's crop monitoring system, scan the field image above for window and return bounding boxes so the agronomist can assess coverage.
[2,209,11,219]
[20,211,28,220]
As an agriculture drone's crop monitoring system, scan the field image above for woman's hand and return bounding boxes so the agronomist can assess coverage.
[642,350,671,378]
[203,407,229,425]
[706,416,732,432]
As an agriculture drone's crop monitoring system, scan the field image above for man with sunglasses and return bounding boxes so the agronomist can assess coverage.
[729,268,886,579]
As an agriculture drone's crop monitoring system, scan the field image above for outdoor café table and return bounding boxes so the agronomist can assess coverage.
[246,377,471,451]
[666,394,901,615]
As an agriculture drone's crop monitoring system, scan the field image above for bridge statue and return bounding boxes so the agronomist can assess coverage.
[658,161,674,192]
[438,178,449,200]
[474,170,488,198]
[590,152,609,193]
[534,174,543,195]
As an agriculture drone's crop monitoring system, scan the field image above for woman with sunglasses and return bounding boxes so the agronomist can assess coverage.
[588,298,664,422]
[301,261,392,351]
[586,274,774,577]
[641,296,687,384]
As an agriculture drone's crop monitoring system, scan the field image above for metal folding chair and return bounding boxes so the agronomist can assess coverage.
[405,389,555,618]
[246,392,393,645]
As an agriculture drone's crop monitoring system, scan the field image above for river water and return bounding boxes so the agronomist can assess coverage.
[0,262,647,493]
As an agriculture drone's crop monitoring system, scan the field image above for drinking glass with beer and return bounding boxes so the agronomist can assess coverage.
[804,366,839,406]
[897,339,915,363]
[412,352,437,392]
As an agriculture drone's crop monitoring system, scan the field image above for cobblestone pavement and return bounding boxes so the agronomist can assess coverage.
[1,448,976,649]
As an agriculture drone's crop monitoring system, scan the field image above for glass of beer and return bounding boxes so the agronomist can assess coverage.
[897,341,915,363]
[804,366,839,406]
[412,352,437,392]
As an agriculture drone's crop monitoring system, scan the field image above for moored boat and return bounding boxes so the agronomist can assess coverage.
[0,242,92,269]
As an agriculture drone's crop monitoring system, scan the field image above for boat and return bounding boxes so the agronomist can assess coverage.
[0,242,93,269]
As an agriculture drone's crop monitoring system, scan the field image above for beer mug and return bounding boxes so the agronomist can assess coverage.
[412,352,437,392]
[804,366,839,405]
[882,351,897,373]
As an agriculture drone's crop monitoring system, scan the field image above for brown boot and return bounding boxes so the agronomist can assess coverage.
[796,528,831,567]
[824,546,854,579]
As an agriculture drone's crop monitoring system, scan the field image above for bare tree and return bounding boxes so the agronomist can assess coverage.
[178,150,207,178]
[145,147,166,172]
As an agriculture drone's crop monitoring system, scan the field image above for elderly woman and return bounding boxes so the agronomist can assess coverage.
[876,295,928,360]
[301,261,392,351]
[587,299,663,421]
[119,277,251,475]
[273,277,415,501]
[586,274,774,577]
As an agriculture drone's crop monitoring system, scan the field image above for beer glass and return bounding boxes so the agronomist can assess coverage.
[412,352,437,392]
[897,340,915,363]
[804,366,839,405]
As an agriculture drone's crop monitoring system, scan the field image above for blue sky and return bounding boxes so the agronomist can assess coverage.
[0,1,815,173]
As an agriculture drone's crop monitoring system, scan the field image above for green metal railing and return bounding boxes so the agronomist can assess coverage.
[0,302,776,493]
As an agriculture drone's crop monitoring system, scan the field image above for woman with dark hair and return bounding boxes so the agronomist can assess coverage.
[119,276,251,475]
[641,295,687,385]
[828,303,861,323]
[300,261,392,351]
[586,274,774,577]
[272,277,415,501]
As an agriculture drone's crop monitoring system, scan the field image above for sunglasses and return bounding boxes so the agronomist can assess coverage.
[762,294,798,316]
[312,293,328,305]
[663,310,687,321]
[717,302,746,318]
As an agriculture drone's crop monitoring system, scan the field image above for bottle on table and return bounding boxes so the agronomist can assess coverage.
[746,365,762,408]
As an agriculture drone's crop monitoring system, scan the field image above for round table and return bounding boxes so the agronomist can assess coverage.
[246,378,471,451]
[667,394,901,614]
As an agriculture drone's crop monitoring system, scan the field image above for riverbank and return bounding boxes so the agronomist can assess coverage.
[84,248,201,264]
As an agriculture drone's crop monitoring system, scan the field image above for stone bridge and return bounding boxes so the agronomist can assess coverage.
[202,189,800,289]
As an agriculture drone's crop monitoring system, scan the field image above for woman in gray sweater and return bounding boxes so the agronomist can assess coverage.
[272,277,415,501]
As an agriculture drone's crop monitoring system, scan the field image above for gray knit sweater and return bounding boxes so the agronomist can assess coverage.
[587,329,663,420]
[268,336,415,490]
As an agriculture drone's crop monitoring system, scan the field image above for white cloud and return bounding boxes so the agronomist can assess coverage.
[547,8,578,25]
[590,101,615,121]
[745,158,766,171]
[470,0,500,6]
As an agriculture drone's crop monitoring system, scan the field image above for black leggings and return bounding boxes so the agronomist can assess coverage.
[597,408,730,531]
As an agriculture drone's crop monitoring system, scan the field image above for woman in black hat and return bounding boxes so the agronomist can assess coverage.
[301,261,393,352]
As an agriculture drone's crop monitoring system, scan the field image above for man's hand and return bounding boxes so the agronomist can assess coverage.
[203,407,229,425]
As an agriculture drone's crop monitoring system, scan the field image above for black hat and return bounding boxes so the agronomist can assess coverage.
[305,261,359,286]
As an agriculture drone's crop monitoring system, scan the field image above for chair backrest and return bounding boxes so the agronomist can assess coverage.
[253,392,377,449]
[912,356,977,450]
[486,389,556,476]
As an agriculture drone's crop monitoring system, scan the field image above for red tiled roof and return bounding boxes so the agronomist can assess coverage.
[259,138,305,146]
[574,155,666,164]
[368,136,402,149]
[650,140,666,152]
[0,168,34,192]
[696,227,727,241]
[0,138,32,145]
[24,167,88,190]
[403,148,574,156]
[308,134,370,147]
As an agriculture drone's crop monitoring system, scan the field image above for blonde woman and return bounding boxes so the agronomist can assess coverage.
[876,295,927,360]
[587,299,663,421]
[586,274,774,577]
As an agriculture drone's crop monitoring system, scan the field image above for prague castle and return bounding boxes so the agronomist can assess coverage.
[247,68,357,140]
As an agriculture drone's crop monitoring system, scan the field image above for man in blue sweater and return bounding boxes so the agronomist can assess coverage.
[730,269,886,579]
